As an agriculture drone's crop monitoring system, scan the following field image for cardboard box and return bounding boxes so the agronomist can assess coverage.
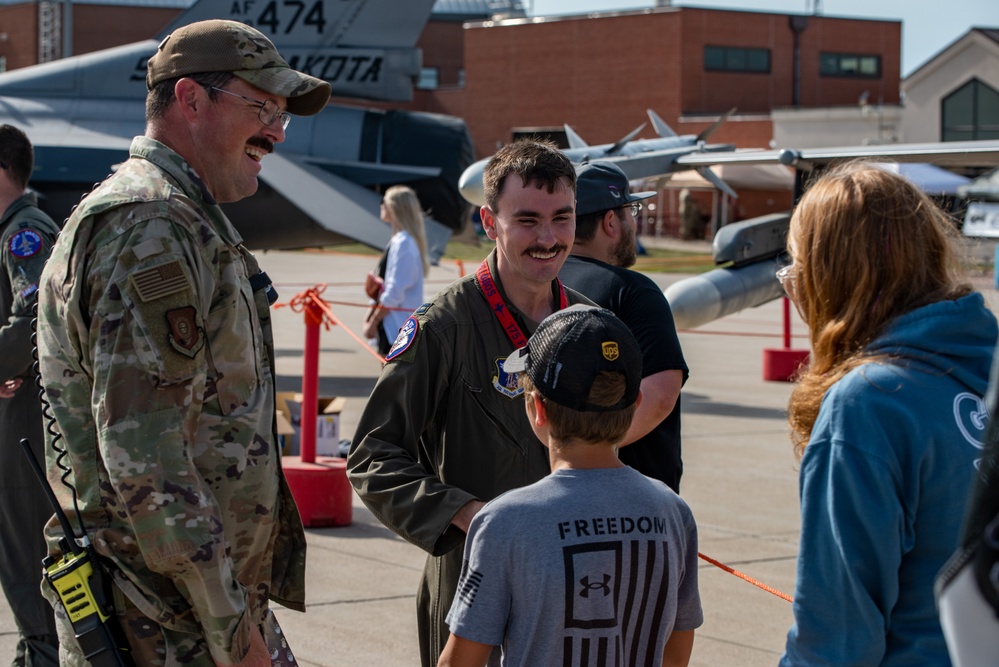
[275,392,347,457]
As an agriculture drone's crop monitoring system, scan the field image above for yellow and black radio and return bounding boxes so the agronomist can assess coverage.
[21,439,135,667]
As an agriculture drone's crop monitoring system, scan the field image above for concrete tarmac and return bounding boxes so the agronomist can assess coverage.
[3,245,990,666]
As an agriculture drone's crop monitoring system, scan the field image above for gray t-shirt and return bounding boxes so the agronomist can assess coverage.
[446,466,702,666]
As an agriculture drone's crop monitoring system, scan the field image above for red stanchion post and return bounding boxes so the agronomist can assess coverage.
[279,285,353,527]
[783,295,792,349]
[762,296,810,382]
[300,298,323,464]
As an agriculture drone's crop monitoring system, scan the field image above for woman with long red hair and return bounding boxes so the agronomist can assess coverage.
[779,163,997,666]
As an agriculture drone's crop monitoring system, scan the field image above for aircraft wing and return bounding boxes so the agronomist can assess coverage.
[5,102,395,251]
[233,151,454,258]
[0,97,138,198]
[304,157,440,187]
[596,144,737,182]
[675,140,999,170]
[233,150,392,250]
[8,112,136,185]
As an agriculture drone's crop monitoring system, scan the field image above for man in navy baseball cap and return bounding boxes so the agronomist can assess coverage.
[559,160,689,493]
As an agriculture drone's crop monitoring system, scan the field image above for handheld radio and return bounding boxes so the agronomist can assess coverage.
[20,439,135,667]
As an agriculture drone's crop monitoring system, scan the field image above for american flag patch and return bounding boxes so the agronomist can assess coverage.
[130,261,189,302]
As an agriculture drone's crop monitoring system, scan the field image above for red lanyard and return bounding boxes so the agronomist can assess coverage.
[476,259,568,349]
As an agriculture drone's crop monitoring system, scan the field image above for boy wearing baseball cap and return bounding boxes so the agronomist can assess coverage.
[437,305,702,667]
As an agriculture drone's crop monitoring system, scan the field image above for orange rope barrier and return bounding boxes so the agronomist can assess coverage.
[276,284,797,606]
[679,329,809,340]
[698,552,793,603]
[277,277,456,289]
[276,284,386,363]
[321,299,415,312]
[335,318,387,364]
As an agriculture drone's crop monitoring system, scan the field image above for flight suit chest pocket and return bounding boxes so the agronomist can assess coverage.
[457,357,529,457]
[205,248,261,415]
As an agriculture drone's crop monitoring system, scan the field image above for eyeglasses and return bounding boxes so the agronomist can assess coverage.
[620,201,642,217]
[208,86,290,130]
[776,262,796,296]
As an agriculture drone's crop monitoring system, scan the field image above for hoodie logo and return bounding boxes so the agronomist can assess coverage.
[953,392,988,450]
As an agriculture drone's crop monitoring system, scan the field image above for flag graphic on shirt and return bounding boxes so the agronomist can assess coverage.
[562,540,672,666]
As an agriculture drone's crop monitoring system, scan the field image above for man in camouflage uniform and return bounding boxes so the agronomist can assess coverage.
[36,21,330,666]
[348,140,591,667]
[0,124,60,667]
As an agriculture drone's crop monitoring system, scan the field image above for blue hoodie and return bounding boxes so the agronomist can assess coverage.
[780,293,998,667]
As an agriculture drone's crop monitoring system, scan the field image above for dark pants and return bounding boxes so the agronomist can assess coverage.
[416,547,501,667]
[0,382,59,667]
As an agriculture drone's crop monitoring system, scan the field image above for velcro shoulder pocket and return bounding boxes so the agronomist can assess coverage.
[117,256,203,386]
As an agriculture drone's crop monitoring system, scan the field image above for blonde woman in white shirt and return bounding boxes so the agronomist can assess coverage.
[363,185,430,354]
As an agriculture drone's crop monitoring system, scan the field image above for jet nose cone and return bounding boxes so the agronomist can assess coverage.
[458,158,489,207]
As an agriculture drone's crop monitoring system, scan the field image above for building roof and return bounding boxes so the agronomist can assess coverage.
[978,28,999,45]
[432,0,526,20]
[905,27,999,81]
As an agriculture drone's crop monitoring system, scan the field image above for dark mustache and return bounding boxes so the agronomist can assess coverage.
[524,244,568,255]
[248,137,274,154]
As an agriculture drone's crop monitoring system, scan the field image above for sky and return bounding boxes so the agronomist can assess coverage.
[528,0,998,77]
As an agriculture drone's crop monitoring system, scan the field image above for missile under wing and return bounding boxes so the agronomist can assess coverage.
[0,0,474,253]
[666,140,999,328]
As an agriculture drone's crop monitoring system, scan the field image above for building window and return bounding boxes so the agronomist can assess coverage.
[0,56,5,73]
[942,78,999,141]
[457,68,465,88]
[704,46,770,73]
[416,67,439,90]
[820,53,881,78]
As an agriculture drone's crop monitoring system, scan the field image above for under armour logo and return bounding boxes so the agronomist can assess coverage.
[579,573,612,598]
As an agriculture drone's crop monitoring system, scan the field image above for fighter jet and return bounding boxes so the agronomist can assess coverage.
[460,121,999,328]
[457,108,741,206]
[0,0,474,254]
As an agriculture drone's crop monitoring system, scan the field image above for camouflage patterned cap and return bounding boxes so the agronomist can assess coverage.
[146,19,332,116]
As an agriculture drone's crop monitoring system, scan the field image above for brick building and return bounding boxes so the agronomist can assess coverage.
[445,7,901,158]
[0,0,181,70]
[0,0,903,232]
[0,1,901,153]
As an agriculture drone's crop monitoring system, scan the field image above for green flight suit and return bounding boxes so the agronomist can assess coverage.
[348,249,591,667]
[0,193,60,667]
